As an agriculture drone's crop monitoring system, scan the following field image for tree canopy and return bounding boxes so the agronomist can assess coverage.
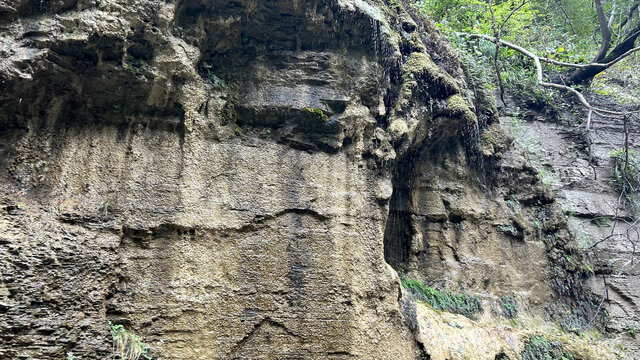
[411,0,640,85]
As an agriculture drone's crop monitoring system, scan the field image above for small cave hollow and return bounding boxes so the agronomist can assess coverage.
[383,152,417,270]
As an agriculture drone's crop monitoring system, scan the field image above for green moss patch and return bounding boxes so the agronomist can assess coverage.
[303,107,329,123]
[403,52,460,98]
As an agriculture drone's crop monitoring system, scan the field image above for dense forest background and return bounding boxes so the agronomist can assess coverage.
[411,0,640,85]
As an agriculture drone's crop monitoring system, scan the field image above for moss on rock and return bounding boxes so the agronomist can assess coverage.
[522,335,575,360]
[480,122,514,158]
[402,278,483,319]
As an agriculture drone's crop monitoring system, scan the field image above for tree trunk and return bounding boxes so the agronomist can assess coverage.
[592,0,612,63]
[566,24,640,84]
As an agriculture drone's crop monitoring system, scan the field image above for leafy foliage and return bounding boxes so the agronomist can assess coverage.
[401,278,483,319]
[413,0,637,59]
[109,322,152,360]
[500,295,518,319]
[410,0,639,97]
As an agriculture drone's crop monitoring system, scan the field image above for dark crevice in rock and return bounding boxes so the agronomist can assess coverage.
[273,207,331,221]
[383,147,419,269]
[417,340,431,360]
[113,208,332,238]
[383,209,413,269]
[326,350,355,357]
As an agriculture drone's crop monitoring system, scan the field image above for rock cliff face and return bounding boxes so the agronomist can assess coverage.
[506,97,640,355]
[0,0,634,359]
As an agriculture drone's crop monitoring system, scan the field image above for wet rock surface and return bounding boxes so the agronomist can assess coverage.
[0,0,470,358]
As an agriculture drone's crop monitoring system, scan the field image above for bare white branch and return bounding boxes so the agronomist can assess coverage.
[460,32,640,117]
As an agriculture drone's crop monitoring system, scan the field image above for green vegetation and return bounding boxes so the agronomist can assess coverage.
[521,335,576,360]
[303,107,329,123]
[123,55,149,78]
[413,0,599,58]
[410,0,640,99]
[172,26,184,37]
[109,322,152,360]
[401,278,483,319]
[500,296,518,319]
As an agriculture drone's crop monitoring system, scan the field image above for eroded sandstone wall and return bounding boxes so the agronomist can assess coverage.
[0,0,480,358]
[0,0,623,359]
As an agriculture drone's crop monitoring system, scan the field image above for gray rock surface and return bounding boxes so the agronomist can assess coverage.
[504,98,640,355]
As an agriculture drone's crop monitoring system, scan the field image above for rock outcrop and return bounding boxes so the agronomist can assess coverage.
[504,95,640,356]
[0,0,634,359]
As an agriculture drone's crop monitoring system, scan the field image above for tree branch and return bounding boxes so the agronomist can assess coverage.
[554,0,576,35]
[619,0,640,36]
[539,42,640,70]
[499,0,529,34]
[460,33,640,117]
[569,25,640,84]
